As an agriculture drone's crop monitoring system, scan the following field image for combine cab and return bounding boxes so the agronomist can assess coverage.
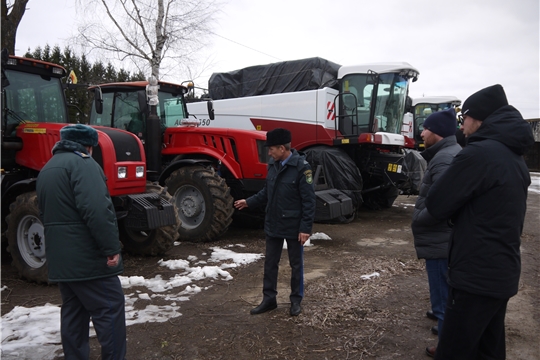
[402,96,462,149]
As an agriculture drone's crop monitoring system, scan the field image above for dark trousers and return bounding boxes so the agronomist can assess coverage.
[426,258,449,336]
[435,287,509,360]
[262,236,304,304]
[58,276,127,360]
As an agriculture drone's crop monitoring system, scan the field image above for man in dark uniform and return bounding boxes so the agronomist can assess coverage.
[234,128,316,316]
[37,124,126,360]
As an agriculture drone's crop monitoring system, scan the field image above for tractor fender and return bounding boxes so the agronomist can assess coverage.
[158,158,213,186]
[2,177,37,214]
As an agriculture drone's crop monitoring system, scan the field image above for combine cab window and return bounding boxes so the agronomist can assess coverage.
[414,102,456,133]
[341,73,409,135]
[3,70,67,129]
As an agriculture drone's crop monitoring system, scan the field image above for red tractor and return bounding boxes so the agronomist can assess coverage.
[89,80,269,242]
[1,52,180,283]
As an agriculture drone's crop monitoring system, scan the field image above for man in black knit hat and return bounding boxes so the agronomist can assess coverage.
[423,85,534,359]
[412,108,462,357]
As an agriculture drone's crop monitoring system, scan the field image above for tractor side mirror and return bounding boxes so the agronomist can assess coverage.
[94,87,103,115]
[404,96,413,113]
[207,100,215,120]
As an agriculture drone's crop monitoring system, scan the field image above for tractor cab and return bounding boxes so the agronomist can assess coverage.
[89,81,190,141]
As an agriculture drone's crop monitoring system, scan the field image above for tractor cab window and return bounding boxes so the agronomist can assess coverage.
[2,69,67,133]
[89,88,188,131]
[112,92,142,132]
[160,93,187,128]
[89,92,114,127]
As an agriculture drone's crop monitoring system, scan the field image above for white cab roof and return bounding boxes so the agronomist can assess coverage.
[413,96,461,106]
[338,62,419,78]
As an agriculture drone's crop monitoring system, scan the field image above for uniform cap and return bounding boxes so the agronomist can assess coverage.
[60,124,99,147]
[265,128,292,146]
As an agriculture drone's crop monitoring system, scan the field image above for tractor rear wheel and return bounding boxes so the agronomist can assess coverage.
[120,183,180,256]
[165,166,233,243]
[6,192,49,284]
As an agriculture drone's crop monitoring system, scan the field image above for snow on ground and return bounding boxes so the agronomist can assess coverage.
[0,235,332,359]
[0,245,261,359]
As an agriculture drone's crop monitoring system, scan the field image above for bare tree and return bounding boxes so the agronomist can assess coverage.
[1,0,29,54]
[76,0,219,80]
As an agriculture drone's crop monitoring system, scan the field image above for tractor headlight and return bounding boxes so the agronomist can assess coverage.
[135,166,145,178]
[118,166,127,179]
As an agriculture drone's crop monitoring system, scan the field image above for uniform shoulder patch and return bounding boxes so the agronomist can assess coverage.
[74,151,90,158]
[304,169,313,184]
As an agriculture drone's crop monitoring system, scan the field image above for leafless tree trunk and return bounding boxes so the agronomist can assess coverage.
[1,0,29,54]
[76,0,218,80]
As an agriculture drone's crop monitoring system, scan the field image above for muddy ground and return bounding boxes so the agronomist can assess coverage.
[1,192,539,360]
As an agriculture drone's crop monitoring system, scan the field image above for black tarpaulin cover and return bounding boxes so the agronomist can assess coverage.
[208,57,341,100]
[304,147,363,208]
[402,149,427,194]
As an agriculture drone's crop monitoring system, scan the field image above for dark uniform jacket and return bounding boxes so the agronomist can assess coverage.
[37,140,123,282]
[425,105,534,299]
[247,149,316,239]
[412,135,462,259]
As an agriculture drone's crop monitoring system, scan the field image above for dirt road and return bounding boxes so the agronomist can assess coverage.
[1,192,539,359]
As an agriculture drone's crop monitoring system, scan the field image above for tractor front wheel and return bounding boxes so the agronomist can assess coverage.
[165,166,233,243]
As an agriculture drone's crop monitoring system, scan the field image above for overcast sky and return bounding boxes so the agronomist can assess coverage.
[15,0,539,119]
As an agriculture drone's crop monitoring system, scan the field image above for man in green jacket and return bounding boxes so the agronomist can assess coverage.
[37,124,126,360]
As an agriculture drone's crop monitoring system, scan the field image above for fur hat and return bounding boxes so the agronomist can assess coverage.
[423,108,457,138]
[265,128,292,146]
[461,84,508,121]
[60,124,99,147]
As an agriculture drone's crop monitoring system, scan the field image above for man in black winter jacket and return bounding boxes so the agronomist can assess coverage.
[423,85,534,360]
[234,128,316,317]
[411,108,462,357]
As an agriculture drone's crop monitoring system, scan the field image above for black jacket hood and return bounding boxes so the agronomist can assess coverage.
[467,105,534,155]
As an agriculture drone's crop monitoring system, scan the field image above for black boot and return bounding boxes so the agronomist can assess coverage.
[290,302,301,316]
[250,299,277,315]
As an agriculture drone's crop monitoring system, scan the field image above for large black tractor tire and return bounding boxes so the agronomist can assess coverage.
[5,192,49,284]
[363,186,400,210]
[165,166,234,243]
[119,183,180,256]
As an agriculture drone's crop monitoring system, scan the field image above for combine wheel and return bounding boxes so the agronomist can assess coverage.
[363,186,399,210]
[120,183,180,256]
[6,192,48,283]
[165,166,234,242]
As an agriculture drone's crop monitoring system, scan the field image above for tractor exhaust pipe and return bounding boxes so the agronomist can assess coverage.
[146,77,162,182]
